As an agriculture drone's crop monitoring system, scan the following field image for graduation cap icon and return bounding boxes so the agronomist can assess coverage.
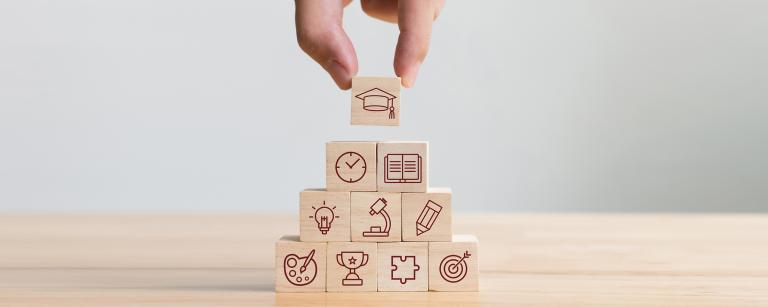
[355,88,397,119]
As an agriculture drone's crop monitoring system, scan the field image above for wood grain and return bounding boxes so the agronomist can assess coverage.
[351,192,402,242]
[326,142,378,192]
[1,213,767,306]
[350,77,401,126]
[300,189,351,242]
[378,242,429,292]
[274,235,326,292]
[402,187,452,241]
[327,242,378,292]
[429,234,479,291]
[376,141,428,193]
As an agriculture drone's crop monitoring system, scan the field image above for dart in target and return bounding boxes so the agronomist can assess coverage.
[439,250,471,283]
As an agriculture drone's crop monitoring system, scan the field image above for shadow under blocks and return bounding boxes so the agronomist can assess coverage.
[275,78,479,292]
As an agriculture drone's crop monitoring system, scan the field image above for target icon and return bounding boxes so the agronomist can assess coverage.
[439,251,471,283]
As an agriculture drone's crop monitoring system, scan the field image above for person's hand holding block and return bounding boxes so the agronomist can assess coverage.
[294,1,445,89]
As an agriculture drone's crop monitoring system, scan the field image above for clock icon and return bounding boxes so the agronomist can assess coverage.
[335,152,367,183]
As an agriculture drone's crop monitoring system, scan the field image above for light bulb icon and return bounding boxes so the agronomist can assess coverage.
[310,201,340,235]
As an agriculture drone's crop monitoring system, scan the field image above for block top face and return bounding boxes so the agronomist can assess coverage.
[377,141,428,193]
[351,77,401,126]
[378,140,425,144]
[326,142,378,192]
[425,187,452,194]
[450,234,478,243]
[278,235,300,242]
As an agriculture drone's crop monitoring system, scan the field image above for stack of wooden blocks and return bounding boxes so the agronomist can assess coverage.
[275,77,479,293]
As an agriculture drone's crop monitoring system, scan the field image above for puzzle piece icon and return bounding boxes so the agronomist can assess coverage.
[390,255,420,284]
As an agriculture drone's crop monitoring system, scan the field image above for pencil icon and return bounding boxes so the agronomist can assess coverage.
[416,200,443,236]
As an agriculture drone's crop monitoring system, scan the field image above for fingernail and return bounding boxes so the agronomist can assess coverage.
[402,63,421,88]
[402,76,412,88]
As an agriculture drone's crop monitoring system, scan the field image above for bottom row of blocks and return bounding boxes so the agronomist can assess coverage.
[275,234,479,292]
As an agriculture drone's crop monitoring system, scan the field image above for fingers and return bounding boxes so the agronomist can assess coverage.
[394,0,444,87]
[295,0,358,89]
[361,0,444,87]
[296,0,443,89]
[360,0,398,23]
[361,0,444,24]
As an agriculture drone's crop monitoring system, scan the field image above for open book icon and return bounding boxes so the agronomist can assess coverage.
[384,154,422,183]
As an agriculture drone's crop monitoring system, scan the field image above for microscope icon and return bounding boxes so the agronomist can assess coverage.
[362,198,391,237]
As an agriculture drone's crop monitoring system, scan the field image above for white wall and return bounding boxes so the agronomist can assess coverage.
[1,1,766,212]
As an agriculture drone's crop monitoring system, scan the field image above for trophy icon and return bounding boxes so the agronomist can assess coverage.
[336,251,369,286]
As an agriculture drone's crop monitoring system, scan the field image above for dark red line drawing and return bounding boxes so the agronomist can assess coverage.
[284,249,317,286]
[309,201,340,235]
[390,255,420,284]
[355,87,396,119]
[416,200,443,236]
[363,198,390,237]
[335,151,367,183]
[384,154,422,183]
[336,251,369,286]
[439,251,471,283]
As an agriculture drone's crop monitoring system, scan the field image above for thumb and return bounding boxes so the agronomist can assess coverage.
[394,0,437,88]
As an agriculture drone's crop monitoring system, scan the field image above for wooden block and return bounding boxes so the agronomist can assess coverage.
[300,189,351,242]
[351,77,401,126]
[402,187,452,242]
[428,235,479,292]
[275,235,327,292]
[326,242,378,292]
[350,192,402,242]
[326,141,377,192]
[377,242,428,292]
[377,141,428,192]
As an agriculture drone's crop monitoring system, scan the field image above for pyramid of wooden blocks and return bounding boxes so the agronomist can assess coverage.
[275,137,480,292]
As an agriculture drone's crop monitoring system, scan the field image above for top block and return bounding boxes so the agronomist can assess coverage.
[351,77,400,126]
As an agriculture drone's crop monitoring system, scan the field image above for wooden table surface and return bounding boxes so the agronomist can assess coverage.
[1,213,767,306]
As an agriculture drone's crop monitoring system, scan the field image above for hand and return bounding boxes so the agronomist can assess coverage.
[295,0,445,89]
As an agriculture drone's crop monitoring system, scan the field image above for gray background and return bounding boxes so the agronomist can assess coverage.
[1,1,766,212]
